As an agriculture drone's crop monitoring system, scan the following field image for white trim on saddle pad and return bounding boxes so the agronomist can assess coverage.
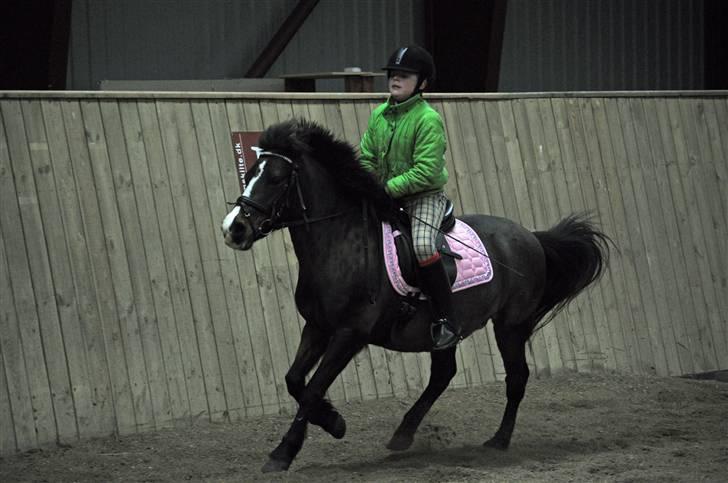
[382,219,494,297]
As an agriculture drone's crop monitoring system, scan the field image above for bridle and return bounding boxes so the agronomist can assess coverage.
[229,151,353,240]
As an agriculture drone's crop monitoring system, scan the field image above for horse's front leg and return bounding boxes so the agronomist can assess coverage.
[285,322,346,438]
[263,328,364,473]
[387,347,457,450]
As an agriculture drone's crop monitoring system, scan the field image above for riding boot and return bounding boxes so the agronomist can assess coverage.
[418,255,462,351]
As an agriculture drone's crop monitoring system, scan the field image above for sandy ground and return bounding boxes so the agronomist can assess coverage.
[2,371,726,482]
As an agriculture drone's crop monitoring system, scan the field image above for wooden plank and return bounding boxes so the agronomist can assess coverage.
[20,100,79,441]
[579,99,633,372]
[585,98,647,374]
[0,340,18,453]
[561,98,620,372]
[469,101,505,216]
[673,99,724,370]
[40,100,105,437]
[0,198,36,450]
[207,100,265,418]
[137,100,207,420]
[120,101,188,424]
[596,99,656,374]
[639,98,702,374]
[683,99,728,369]
[498,99,551,377]
[155,101,228,421]
[611,98,673,375]
[223,99,277,416]
[1,100,58,445]
[86,100,157,432]
[189,100,248,421]
[518,98,569,375]
[239,100,298,412]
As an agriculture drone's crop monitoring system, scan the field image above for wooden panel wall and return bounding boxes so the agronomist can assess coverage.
[0,92,726,454]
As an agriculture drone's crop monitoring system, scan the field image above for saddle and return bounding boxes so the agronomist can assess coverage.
[383,201,493,298]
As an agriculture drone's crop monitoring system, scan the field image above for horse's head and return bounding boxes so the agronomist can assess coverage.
[221,149,301,250]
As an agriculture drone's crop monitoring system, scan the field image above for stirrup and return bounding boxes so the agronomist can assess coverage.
[431,318,462,351]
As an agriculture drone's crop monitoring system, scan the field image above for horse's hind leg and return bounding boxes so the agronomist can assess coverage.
[285,323,345,439]
[484,320,531,450]
[387,347,457,451]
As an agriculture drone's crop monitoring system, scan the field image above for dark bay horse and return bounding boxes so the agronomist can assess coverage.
[220,118,609,472]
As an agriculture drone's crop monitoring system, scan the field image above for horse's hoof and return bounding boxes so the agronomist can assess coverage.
[483,437,509,450]
[386,433,413,451]
[326,413,346,439]
[261,458,290,473]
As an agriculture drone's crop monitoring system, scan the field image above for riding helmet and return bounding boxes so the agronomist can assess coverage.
[383,45,435,89]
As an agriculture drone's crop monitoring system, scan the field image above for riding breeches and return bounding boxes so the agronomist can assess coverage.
[402,191,448,263]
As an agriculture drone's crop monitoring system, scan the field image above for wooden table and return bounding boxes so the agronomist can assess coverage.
[280,71,385,92]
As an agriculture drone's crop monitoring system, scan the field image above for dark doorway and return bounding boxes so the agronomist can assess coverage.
[425,0,507,92]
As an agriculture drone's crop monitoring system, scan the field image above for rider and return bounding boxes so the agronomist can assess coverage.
[359,45,461,351]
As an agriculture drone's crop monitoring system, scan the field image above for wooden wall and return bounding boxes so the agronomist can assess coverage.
[0,91,726,454]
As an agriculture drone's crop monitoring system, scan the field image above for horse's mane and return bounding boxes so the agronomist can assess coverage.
[257,118,393,213]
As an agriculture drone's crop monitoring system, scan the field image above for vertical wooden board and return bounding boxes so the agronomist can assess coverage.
[156,101,228,420]
[502,99,551,377]
[240,101,298,412]
[208,100,265,418]
[20,101,79,441]
[518,99,569,375]
[576,99,630,372]
[650,99,710,374]
[684,99,728,368]
[598,99,656,374]
[41,100,105,437]
[0,156,36,449]
[613,98,673,375]
[429,100,463,215]
[122,101,189,424]
[483,102,521,222]
[470,101,506,216]
[62,99,124,434]
[663,99,719,373]
[91,100,159,431]
[179,101,248,421]
[640,98,703,374]
[674,99,724,370]
[534,98,589,373]
[0,343,18,453]
[585,98,647,374]
[1,101,58,445]
[224,100,280,415]
[627,98,686,375]
[550,99,603,372]
[104,100,174,430]
[561,98,620,372]
[138,100,207,419]
[77,100,138,432]
[190,100,248,421]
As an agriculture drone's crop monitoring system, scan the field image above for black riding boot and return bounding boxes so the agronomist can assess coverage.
[418,256,462,351]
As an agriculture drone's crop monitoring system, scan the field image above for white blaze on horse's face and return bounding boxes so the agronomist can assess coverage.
[243,160,267,197]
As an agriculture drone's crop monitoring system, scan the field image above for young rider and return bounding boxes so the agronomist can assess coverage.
[359,45,462,351]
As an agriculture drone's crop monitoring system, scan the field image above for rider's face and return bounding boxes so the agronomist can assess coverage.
[388,70,424,102]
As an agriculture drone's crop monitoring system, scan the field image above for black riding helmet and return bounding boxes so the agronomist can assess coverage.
[383,45,435,92]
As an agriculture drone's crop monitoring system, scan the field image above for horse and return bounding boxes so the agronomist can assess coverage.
[220,118,610,473]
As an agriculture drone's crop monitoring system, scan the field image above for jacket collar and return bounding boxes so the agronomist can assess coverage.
[384,93,423,115]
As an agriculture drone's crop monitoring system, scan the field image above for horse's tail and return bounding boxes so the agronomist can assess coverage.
[531,214,611,331]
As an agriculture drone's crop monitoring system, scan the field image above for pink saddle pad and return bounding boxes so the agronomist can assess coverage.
[382,219,494,297]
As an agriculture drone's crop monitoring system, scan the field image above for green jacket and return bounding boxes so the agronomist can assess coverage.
[359,94,448,199]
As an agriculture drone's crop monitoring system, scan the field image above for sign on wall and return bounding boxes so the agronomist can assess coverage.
[230,131,262,191]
